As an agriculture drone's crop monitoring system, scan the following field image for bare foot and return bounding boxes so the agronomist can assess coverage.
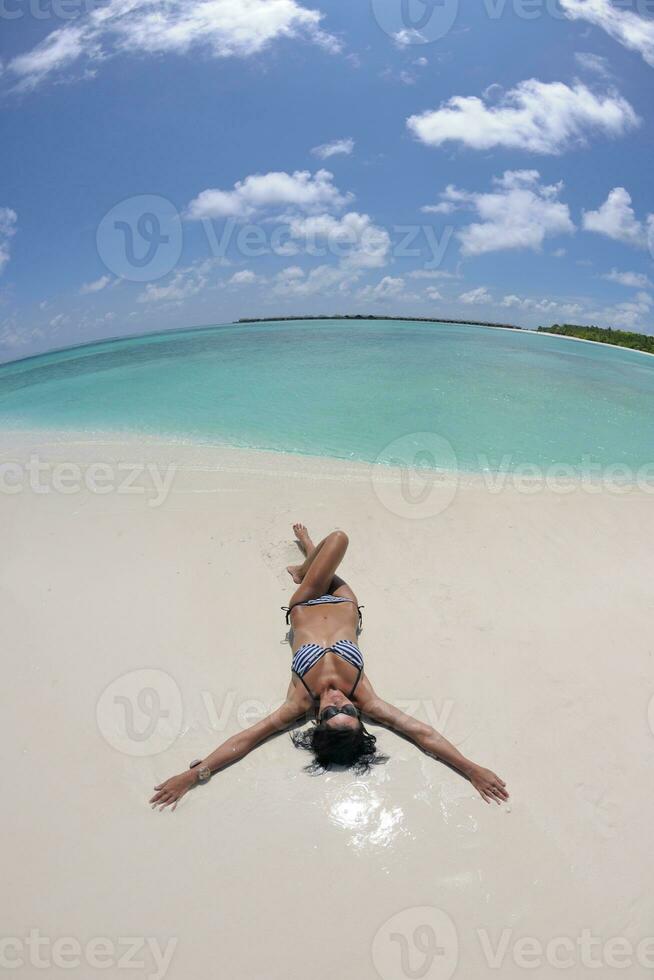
[286,563,304,584]
[292,522,313,555]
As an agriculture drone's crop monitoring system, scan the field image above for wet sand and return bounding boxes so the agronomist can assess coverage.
[1,430,653,979]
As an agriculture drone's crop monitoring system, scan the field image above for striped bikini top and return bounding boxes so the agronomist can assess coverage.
[292,639,364,700]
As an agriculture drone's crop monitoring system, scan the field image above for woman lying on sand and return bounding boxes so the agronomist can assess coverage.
[150,525,508,811]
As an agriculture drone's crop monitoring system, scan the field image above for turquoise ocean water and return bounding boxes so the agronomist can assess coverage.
[1,319,653,473]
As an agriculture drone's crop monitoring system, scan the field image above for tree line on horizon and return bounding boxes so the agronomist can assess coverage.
[538,323,654,354]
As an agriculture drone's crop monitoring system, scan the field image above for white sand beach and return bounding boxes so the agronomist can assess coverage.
[2,430,653,979]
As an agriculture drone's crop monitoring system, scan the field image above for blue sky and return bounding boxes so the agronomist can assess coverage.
[1,0,653,361]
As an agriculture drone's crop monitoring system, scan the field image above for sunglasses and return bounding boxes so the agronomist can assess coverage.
[320,704,360,723]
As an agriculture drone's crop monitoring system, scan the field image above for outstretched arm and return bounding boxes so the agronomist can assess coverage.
[149,694,306,811]
[360,695,509,805]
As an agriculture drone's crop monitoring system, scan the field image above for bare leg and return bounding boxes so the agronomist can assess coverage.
[286,530,328,584]
[289,522,350,591]
[287,528,349,606]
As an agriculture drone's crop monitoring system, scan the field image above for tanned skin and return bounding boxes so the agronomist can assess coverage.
[150,525,508,811]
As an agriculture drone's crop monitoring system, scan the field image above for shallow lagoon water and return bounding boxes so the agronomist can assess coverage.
[1,319,653,472]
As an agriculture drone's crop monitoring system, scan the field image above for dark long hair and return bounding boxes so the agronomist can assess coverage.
[291,720,388,774]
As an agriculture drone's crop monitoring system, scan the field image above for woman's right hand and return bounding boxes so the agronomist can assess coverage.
[149,770,197,811]
[468,765,509,805]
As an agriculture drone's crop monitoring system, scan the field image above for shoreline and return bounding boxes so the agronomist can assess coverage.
[2,427,653,493]
[534,327,654,359]
[0,429,654,506]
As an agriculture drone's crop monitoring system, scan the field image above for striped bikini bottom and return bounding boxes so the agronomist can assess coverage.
[282,594,364,628]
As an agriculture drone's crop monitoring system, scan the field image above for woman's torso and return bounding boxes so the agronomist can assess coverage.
[289,597,363,698]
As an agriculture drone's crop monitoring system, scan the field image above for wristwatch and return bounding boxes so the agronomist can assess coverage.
[189,759,212,783]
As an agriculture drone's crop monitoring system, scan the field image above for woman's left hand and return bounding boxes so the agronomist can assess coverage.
[149,770,197,811]
[468,766,509,805]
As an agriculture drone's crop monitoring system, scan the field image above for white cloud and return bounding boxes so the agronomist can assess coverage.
[8,0,339,91]
[439,170,575,257]
[603,269,653,289]
[0,321,46,354]
[0,208,18,273]
[311,138,354,159]
[137,261,213,303]
[574,51,612,77]
[9,27,88,90]
[582,187,654,248]
[273,264,355,297]
[187,169,351,220]
[610,308,650,329]
[460,287,492,305]
[358,276,405,302]
[393,28,427,46]
[421,202,456,215]
[587,291,653,329]
[80,274,112,294]
[285,211,391,269]
[561,0,654,68]
[406,78,639,154]
[49,313,70,328]
[276,265,304,282]
[408,269,460,280]
[425,287,443,300]
[186,170,389,291]
[228,269,258,285]
[501,294,583,317]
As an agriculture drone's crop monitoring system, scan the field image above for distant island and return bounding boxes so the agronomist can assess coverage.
[237,314,521,329]
[538,323,654,355]
[235,315,654,353]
